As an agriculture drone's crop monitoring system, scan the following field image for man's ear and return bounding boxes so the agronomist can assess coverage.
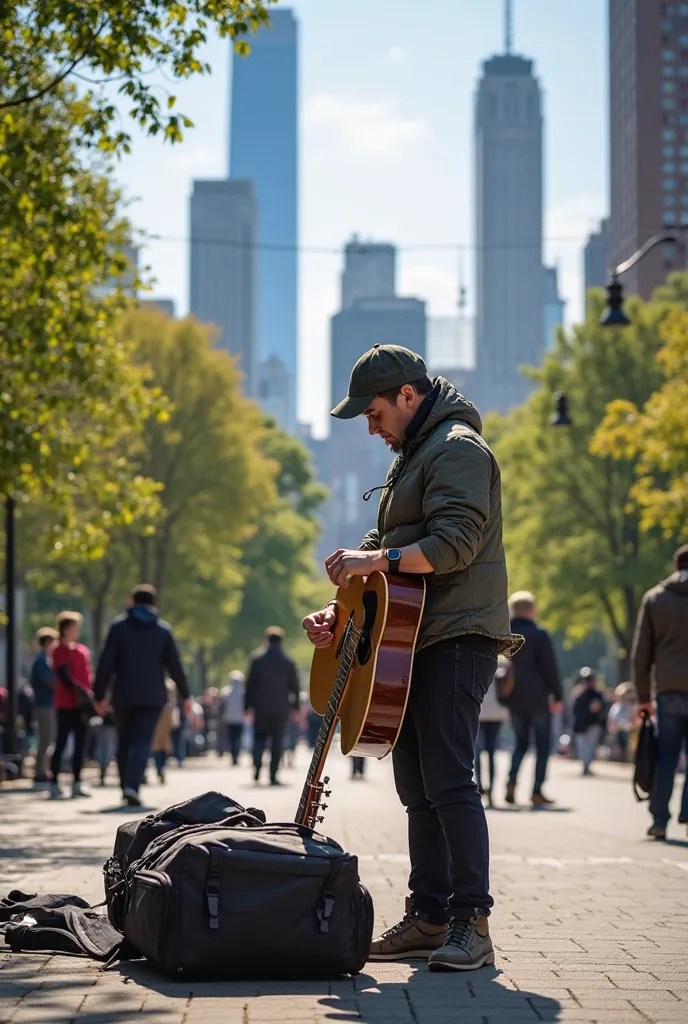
[401,384,416,405]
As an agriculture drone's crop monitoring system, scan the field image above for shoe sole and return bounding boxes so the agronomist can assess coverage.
[428,951,496,972]
[368,949,436,961]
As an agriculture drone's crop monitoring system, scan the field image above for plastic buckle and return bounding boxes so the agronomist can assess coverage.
[207,893,220,929]
[317,895,335,933]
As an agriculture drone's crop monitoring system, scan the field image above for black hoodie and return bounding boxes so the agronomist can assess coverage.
[632,571,688,704]
[94,605,188,709]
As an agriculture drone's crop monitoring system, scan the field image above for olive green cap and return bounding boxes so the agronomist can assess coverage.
[330,344,427,419]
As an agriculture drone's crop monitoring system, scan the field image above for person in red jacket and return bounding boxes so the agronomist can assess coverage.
[49,611,94,799]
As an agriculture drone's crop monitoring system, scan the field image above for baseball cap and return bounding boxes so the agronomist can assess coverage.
[330,344,427,419]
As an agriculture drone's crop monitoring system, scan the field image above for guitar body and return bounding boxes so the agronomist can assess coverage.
[310,571,426,760]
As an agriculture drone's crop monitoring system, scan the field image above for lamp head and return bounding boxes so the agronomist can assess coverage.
[601,279,631,327]
[551,391,572,427]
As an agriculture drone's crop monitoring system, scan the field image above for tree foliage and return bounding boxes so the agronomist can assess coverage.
[592,308,688,539]
[487,287,680,677]
[0,1,274,149]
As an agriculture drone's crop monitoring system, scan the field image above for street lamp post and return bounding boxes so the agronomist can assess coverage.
[601,229,682,328]
[3,494,17,755]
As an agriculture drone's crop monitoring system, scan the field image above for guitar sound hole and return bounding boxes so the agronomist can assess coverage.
[357,591,378,665]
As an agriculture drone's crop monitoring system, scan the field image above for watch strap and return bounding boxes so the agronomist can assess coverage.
[385,548,402,575]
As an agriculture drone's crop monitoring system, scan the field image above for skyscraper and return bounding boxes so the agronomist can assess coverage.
[583,217,610,308]
[230,8,298,426]
[543,266,565,351]
[609,0,685,299]
[474,1,544,414]
[341,236,396,309]
[189,179,258,396]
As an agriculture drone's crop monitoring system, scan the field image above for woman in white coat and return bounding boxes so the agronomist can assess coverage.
[476,659,510,807]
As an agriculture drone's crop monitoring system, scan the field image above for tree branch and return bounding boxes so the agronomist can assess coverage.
[0,21,106,111]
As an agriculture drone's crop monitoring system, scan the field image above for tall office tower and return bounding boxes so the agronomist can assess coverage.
[474,0,544,414]
[189,179,258,397]
[609,0,687,299]
[341,236,396,309]
[583,217,610,308]
[230,8,298,426]
[542,266,565,351]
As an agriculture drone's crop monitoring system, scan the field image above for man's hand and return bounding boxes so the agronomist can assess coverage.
[636,701,654,723]
[302,606,336,648]
[324,548,386,588]
[183,697,192,719]
[550,700,564,714]
[94,699,110,717]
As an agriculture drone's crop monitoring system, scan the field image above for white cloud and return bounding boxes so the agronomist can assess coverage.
[398,264,458,315]
[304,93,424,158]
[387,45,407,63]
[545,195,607,326]
[166,143,225,175]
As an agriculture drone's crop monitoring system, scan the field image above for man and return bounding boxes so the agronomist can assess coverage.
[633,544,688,840]
[505,592,563,807]
[302,344,520,972]
[50,612,94,799]
[94,584,189,807]
[219,670,246,765]
[245,627,300,786]
[30,628,58,788]
[571,667,607,776]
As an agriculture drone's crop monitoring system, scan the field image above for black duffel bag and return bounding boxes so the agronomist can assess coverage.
[122,820,373,979]
[104,791,265,931]
[633,710,659,801]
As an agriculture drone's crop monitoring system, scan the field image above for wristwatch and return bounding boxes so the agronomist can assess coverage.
[385,548,402,575]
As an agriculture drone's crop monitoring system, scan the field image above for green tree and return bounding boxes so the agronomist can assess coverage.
[0,1,273,149]
[488,287,679,679]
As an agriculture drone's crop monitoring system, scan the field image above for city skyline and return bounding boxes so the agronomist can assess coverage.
[113,0,607,435]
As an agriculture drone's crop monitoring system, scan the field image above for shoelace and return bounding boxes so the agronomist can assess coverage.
[381,911,416,940]
[445,917,475,949]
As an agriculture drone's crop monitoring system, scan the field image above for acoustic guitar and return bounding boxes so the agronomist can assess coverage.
[295,570,426,829]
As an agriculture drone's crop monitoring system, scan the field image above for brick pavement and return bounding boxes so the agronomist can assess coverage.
[1,748,687,1024]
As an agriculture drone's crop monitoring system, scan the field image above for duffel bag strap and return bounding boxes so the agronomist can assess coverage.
[205,847,223,930]
[316,859,341,934]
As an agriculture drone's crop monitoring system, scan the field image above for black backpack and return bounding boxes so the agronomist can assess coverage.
[121,817,373,979]
[633,710,659,801]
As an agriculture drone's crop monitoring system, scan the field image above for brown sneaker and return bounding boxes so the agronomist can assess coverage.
[369,898,447,960]
[428,915,495,972]
[531,792,555,808]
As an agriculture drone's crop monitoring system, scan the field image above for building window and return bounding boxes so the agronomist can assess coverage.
[680,34,688,43]
[681,194,688,205]
[664,81,678,92]
[681,213,688,225]
[664,178,677,190]
[664,3,675,12]
[663,128,678,139]
[662,19,675,30]
[662,49,676,61]
[680,2,688,12]
[664,144,677,156]
[664,98,677,109]
[664,211,677,225]
[664,161,677,172]
[664,65,677,76]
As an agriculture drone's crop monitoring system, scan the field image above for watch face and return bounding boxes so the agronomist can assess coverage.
[389,548,402,561]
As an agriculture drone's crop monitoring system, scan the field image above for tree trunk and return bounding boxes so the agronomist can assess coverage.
[196,646,208,693]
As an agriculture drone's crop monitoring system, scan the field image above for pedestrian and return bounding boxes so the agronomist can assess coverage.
[302,347,521,971]
[49,611,94,799]
[29,628,59,788]
[93,583,190,808]
[505,591,563,808]
[476,657,510,806]
[350,756,366,779]
[607,683,636,762]
[151,679,178,783]
[245,626,300,786]
[632,544,688,840]
[219,670,245,765]
[571,667,607,775]
[92,707,118,786]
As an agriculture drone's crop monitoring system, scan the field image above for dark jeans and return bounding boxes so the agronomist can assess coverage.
[50,709,87,783]
[226,722,243,763]
[508,708,552,795]
[115,707,161,794]
[351,756,366,777]
[476,720,502,792]
[253,716,286,781]
[650,692,688,828]
[392,635,497,923]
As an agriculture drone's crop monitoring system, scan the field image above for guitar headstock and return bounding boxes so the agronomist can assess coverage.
[303,776,331,830]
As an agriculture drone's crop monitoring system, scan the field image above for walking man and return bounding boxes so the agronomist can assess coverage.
[50,612,94,799]
[633,544,688,840]
[245,627,300,786]
[302,345,521,971]
[505,591,563,807]
[94,584,189,807]
[29,627,59,788]
[219,670,246,765]
[571,667,607,776]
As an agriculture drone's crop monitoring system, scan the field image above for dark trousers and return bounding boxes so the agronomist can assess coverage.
[226,722,243,763]
[392,635,497,923]
[476,720,502,792]
[115,707,161,794]
[50,709,87,783]
[508,708,552,795]
[253,716,286,781]
[351,756,366,776]
[650,692,688,828]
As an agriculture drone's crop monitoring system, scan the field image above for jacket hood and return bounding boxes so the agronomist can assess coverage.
[127,605,160,628]
[414,377,482,442]
[661,570,688,596]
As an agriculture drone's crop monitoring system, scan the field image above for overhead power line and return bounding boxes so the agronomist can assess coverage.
[143,233,593,254]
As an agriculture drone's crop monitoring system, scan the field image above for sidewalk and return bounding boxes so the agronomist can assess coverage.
[1,748,687,1023]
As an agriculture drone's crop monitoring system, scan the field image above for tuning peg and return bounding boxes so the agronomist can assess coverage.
[321,804,328,811]
[323,776,330,784]
[324,790,331,798]
[317,815,324,822]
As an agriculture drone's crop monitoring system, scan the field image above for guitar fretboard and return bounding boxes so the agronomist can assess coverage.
[295,616,361,825]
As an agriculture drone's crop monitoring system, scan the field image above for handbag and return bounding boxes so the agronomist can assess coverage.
[633,710,658,802]
[495,656,515,705]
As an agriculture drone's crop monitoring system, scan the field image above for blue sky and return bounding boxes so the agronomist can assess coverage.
[114,0,608,434]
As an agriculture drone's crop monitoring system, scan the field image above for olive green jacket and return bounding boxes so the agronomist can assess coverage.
[359,379,522,656]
